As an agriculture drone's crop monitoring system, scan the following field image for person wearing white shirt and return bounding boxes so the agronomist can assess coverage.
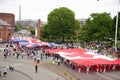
[2,67,7,76]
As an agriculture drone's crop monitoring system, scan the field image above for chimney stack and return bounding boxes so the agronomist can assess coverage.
[19,5,21,21]
[37,19,41,39]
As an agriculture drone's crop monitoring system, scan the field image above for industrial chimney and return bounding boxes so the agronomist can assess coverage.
[36,19,41,39]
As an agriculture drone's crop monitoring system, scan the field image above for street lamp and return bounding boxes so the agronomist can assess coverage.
[97,0,119,51]
[115,0,119,51]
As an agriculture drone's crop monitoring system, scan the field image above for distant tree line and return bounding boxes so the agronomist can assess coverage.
[15,7,120,48]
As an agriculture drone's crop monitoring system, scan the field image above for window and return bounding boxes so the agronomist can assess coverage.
[0,32,2,36]
[0,26,2,29]
[0,38,2,42]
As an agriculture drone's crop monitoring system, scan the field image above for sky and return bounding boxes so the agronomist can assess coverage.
[0,0,119,22]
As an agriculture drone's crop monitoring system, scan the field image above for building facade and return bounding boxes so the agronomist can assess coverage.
[0,19,10,42]
[0,13,15,42]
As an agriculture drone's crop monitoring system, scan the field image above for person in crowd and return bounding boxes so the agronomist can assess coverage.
[27,51,30,58]
[107,64,111,72]
[57,58,61,66]
[16,50,20,59]
[33,55,37,62]
[21,50,25,58]
[112,65,116,71]
[72,64,75,70]
[37,57,40,63]
[9,64,14,71]
[40,53,43,60]
[2,67,7,77]
[45,52,48,59]
[3,53,7,59]
[78,64,82,73]
[99,64,103,73]
[54,58,58,64]
[86,65,90,74]
[103,64,107,72]
[96,64,99,74]
[35,64,38,73]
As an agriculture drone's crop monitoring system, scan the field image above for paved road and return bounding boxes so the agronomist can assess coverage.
[0,43,120,80]
[0,47,67,80]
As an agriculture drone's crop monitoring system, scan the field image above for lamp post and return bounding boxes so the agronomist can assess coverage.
[97,0,119,51]
[115,0,119,51]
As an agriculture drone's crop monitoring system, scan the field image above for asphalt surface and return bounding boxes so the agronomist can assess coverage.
[0,43,67,80]
[0,43,120,80]
[0,56,67,80]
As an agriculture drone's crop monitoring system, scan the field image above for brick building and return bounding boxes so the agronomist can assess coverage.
[0,13,15,42]
[0,19,10,42]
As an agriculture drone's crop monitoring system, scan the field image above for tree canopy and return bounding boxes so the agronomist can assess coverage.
[15,24,22,31]
[80,12,113,41]
[42,7,80,42]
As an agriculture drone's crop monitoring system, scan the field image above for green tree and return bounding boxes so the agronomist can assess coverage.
[15,24,22,31]
[47,7,80,42]
[41,24,52,41]
[30,28,35,35]
[80,12,113,41]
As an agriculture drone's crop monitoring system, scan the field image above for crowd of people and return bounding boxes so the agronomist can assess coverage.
[79,41,120,59]
[1,40,120,76]
[0,65,14,77]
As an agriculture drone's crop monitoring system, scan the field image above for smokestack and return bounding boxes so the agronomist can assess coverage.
[19,5,21,20]
[37,19,41,39]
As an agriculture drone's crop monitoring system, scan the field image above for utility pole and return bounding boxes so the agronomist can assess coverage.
[115,0,119,51]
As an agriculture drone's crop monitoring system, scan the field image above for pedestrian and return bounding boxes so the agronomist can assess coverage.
[40,54,43,60]
[21,51,24,58]
[112,65,116,71]
[58,59,60,66]
[33,56,37,62]
[16,51,19,59]
[35,64,38,73]
[37,57,40,63]
[9,64,14,71]
[96,64,99,74]
[78,64,81,73]
[2,67,7,77]
[4,53,7,59]
[86,66,90,74]
[45,53,48,59]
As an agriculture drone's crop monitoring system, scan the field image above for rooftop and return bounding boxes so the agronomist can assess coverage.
[0,19,10,26]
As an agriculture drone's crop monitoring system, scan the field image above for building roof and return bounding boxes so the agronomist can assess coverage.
[0,19,10,26]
